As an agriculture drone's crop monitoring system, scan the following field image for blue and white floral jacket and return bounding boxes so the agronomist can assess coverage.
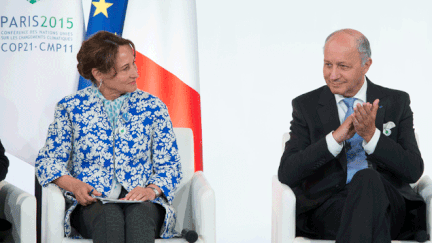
[35,86,183,238]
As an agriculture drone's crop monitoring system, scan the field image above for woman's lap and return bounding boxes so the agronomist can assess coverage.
[71,190,165,243]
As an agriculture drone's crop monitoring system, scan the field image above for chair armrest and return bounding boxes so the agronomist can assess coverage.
[272,175,295,243]
[414,175,432,195]
[0,180,36,243]
[414,175,432,238]
[42,183,66,243]
[190,171,215,243]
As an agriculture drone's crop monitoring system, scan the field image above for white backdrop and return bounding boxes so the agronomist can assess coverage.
[1,0,85,195]
[195,1,432,242]
[0,0,84,165]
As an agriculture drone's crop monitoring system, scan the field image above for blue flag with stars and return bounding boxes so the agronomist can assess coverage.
[78,0,129,90]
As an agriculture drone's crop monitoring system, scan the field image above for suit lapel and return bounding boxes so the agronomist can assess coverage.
[366,77,386,131]
[317,86,340,136]
[317,86,347,171]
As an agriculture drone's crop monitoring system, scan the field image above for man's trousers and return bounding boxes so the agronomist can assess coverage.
[309,169,406,243]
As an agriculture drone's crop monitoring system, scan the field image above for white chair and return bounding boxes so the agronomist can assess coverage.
[0,180,37,243]
[272,132,432,243]
[42,127,216,243]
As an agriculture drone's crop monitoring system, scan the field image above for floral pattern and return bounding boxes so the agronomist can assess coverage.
[35,86,183,239]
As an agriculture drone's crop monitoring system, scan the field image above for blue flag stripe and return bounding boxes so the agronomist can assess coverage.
[78,0,129,90]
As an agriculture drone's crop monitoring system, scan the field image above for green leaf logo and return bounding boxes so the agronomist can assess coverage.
[27,0,40,4]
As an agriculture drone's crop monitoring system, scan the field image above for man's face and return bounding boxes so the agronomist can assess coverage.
[323,34,371,97]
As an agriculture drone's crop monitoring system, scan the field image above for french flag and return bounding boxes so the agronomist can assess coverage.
[80,0,203,171]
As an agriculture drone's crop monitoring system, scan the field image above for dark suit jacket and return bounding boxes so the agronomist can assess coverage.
[0,140,8,181]
[278,78,425,237]
[0,139,10,234]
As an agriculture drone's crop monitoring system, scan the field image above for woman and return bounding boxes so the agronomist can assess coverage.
[36,31,182,243]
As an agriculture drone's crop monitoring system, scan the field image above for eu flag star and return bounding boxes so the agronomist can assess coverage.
[92,0,114,18]
[79,0,128,90]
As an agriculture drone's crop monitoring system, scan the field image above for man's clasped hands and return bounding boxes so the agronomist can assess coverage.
[333,99,380,144]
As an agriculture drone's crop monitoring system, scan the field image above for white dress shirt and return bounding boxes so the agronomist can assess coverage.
[325,79,381,157]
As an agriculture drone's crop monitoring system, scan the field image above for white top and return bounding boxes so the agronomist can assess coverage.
[325,78,381,157]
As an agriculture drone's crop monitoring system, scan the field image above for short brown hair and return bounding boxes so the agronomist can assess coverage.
[77,31,136,83]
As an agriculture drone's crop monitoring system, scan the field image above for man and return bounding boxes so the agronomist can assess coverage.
[278,29,427,242]
[0,139,11,240]
[0,140,8,181]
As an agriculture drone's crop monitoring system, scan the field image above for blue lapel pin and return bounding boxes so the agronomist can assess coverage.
[122,113,130,122]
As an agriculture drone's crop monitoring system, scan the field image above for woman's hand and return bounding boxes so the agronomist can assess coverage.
[53,175,102,206]
[120,186,158,201]
[71,180,102,206]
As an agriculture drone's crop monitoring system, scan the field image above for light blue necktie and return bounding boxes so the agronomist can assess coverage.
[343,98,368,184]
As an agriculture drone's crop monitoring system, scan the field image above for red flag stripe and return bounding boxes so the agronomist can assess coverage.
[135,51,203,171]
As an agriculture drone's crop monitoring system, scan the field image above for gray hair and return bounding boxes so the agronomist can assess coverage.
[324,29,371,66]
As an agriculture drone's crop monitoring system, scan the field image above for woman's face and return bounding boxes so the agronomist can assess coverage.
[97,45,138,99]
